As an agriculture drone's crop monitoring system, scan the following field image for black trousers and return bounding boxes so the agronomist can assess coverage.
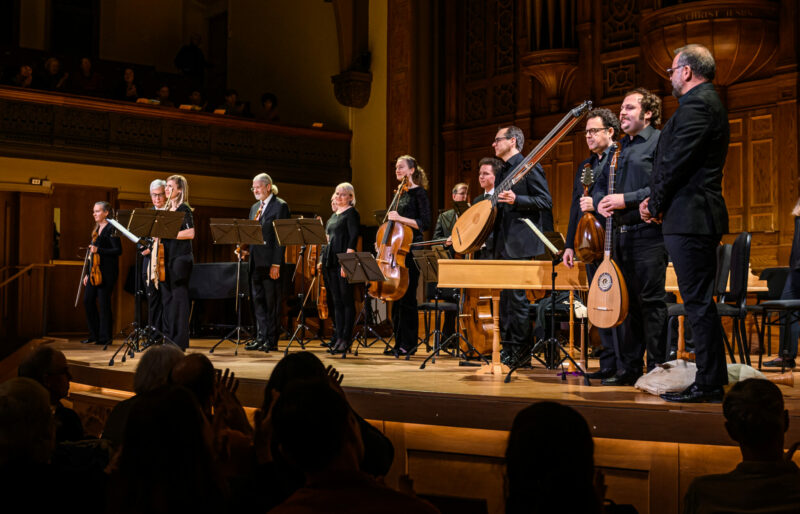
[161,255,192,350]
[145,280,164,333]
[500,288,531,345]
[778,268,800,359]
[586,262,623,371]
[392,256,420,351]
[251,266,282,346]
[327,266,355,343]
[616,227,669,372]
[84,277,115,343]
[664,234,728,388]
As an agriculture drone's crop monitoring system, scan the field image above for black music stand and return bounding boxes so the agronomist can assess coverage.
[504,225,589,385]
[274,218,327,354]
[208,218,264,355]
[108,209,184,366]
[337,252,387,358]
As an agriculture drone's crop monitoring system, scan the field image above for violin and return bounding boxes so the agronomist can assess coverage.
[317,262,329,320]
[89,232,103,286]
[154,187,173,281]
[369,177,413,301]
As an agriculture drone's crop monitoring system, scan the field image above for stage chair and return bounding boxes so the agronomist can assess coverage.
[746,267,790,356]
[717,232,752,365]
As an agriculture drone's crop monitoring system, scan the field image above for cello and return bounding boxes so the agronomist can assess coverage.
[369,177,413,301]
[574,163,605,263]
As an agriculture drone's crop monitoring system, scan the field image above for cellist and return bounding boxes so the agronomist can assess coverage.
[387,155,431,355]
[82,201,122,346]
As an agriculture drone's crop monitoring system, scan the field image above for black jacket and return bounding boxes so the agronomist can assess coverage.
[433,209,457,240]
[249,196,291,268]
[324,207,360,268]
[490,152,553,259]
[85,224,122,284]
[648,82,729,235]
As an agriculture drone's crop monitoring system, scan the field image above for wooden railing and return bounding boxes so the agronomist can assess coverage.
[0,263,55,342]
[0,86,352,186]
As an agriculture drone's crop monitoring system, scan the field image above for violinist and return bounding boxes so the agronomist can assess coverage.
[141,179,166,336]
[82,201,122,345]
[161,175,195,350]
[244,173,290,352]
[388,155,431,355]
[324,183,360,354]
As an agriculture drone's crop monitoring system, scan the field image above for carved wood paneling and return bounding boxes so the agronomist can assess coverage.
[602,0,638,51]
[0,88,352,187]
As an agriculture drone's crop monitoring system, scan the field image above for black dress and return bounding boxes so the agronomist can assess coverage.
[324,207,361,344]
[392,186,431,353]
[160,203,194,350]
[83,223,122,344]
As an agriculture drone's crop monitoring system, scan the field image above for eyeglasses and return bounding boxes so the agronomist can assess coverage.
[250,186,266,192]
[493,136,512,144]
[666,64,688,77]
[585,128,608,136]
[150,192,165,197]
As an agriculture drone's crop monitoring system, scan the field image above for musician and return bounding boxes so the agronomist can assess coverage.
[244,172,291,352]
[640,44,730,403]
[590,89,667,386]
[434,183,468,243]
[564,108,621,379]
[161,174,195,350]
[490,126,553,356]
[388,155,431,355]
[82,201,122,345]
[325,183,360,353]
[766,198,800,368]
[473,158,498,204]
[141,179,166,337]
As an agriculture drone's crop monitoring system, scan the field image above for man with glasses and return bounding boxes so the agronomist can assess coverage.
[564,108,622,380]
[245,173,291,352]
[591,89,667,385]
[490,126,553,362]
[640,44,730,402]
[142,179,167,340]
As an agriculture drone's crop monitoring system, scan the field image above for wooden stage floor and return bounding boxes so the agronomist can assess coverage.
[54,336,800,446]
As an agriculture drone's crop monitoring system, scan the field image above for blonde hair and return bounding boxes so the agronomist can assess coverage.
[166,174,192,210]
[396,155,428,189]
[335,182,356,206]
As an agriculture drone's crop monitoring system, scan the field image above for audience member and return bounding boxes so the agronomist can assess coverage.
[37,57,69,91]
[115,67,139,102]
[156,84,174,107]
[12,64,34,88]
[258,92,280,122]
[105,384,226,514]
[70,56,103,96]
[18,344,84,443]
[683,379,800,514]
[187,89,207,111]
[505,402,603,514]
[174,33,208,87]
[218,88,246,116]
[268,379,439,514]
[101,344,184,447]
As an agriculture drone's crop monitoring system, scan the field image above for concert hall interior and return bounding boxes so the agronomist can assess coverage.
[1,1,800,513]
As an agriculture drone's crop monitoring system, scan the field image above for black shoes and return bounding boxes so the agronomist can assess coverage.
[586,367,616,380]
[764,357,796,369]
[660,383,724,403]
[80,338,96,344]
[601,370,642,386]
[245,340,266,351]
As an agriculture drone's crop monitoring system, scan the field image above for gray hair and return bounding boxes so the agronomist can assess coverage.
[500,125,525,152]
[149,179,166,191]
[335,182,356,206]
[133,345,185,394]
[674,44,716,81]
[254,173,278,195]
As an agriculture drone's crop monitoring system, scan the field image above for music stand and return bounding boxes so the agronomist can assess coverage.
[504,222,589,385]
[106,209,184,366]
[208,218,264,355]
[274,218,327,354]
[337,252,387,358]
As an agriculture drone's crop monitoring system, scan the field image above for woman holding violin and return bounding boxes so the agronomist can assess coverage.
[82,201,122,345]
[325,183,361,354]
[388,155,431,355]
[161,174,195,350]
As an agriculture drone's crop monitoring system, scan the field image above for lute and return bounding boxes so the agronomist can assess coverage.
[587,144,628,328]
[574,163,605,263]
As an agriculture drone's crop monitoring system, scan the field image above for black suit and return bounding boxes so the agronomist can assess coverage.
[492,153,553,347]
[84,224,122,344]
[249,195,291,347]
[648,82,730,389]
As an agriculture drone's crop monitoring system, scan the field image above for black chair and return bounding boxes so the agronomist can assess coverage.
[666,243,732,360]
[716,232,752,365]
[746,267,790,356]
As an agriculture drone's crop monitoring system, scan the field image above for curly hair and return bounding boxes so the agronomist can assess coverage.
[623,87,663,127]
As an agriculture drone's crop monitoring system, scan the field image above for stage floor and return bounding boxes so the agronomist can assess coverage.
[53,336,800,446]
